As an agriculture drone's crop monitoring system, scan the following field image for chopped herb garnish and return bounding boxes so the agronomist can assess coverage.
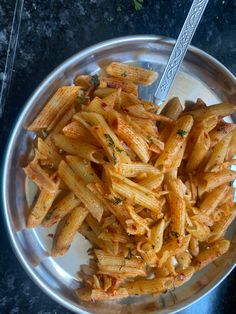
[113,197,122,205]
[45,210,54,221]
[147,136,154,144]
[170,231,180,238]
[115,146,123,153]
[133,0,143,11]
[91,74,100,87]
[121,71,128,77]
[112,153,117,165]
[104,133,115,148]
[177,129,188,137]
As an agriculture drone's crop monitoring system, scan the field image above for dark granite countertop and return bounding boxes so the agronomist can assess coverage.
[0,0,236,313]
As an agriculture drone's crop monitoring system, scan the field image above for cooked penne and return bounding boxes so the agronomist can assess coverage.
[23,63,236,301]
[119,162,160,177]
[204,169,236,191]
[28,86,79,131]
[205,133,232,172]
[52,134,104,164]
[156,115,193,170]
[186,102,236,121]
[62,120,99,146]
[194,239,230,271]
[43,192,80,227]
[186,129,211,173]
[27,187,58,228]
[105,62,158,85]
[161,97,183,120]
[109,112,150,162]
[52,205,88,257]
[23,159,58,192]
[58,161,105,221]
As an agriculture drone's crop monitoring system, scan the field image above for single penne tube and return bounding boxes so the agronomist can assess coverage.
[204,169,236,191]
[186,129,211,173]
[65,155,101,184]
[105,62,158,85]
[103,90,120,108]
[161,97,183,120]
[83,96,110,117]
[45,106,75,144]
[112,181,161,215]
[98,264,146,276]
[100,76,138,95]
[126,104,172,123]
[199,184,229,215]
[95,250,144,268]
[52,205,88,257]
[209,211,236,243]
[228,129,236,158]
[52,134,104,164]
[109,112,150,162]
[62,120,99,146]
[194,239,230,271]
[76,111,131,163]
[205,133,232,172]
[209,121,236,147]
[87,288,128,301]
[119,162,160,177]
[122,277,173,295]
[150,219,165,253]
[23,159,58,192]
[58,160,105,221]
[155,115,194,170]
[37,138,62,167]
[167,191,185,237]
[138,173,164,190]
[28,86,79,131]
[174,266,195,288]
[186,102,236,121]
[94,87,117,98]
[27,187,58,228]
[43,192,80,227]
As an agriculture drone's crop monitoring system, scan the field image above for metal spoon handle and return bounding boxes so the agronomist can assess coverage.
[154,0,209,107]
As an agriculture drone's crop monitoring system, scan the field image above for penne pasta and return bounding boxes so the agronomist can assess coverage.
[52,134,104,164]
[105,62,158,85]
[58,161,105,221]
[43,192,80,227]
[28,86,79,131]
[52,205,88,256]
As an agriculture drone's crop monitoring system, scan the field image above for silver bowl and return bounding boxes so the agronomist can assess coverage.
[2,35,236,314]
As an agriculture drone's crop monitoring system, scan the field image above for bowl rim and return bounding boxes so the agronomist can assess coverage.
[1,34,236,314]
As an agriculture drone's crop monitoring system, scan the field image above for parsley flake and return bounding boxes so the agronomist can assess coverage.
[112,153,118,165]
[147,136,154,144]
[91,74,100,87]
[170,231,180,238]
[113,197,122,205]
[177,129,188,137]
[104,133,115,148]
[121,71,128,77]
[115,147,123,153]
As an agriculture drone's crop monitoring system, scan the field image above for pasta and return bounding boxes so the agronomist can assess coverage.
[23,62,236,302]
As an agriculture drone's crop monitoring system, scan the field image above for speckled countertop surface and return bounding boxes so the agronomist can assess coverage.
[0,0,236,313]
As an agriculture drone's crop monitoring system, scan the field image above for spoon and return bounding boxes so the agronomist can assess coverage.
[154,0,209,111]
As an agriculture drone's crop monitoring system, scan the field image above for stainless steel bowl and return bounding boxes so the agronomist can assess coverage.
[2,35,236,314]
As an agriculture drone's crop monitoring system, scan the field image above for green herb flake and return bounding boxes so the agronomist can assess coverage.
[104,133,115,148]
[115,146,123,153]
[177,129,188,137]
[121,71,128,77]
[133,0,143,11]
[45,210,54,221]
[170,231,180,238]
[91,74,100,87]
[113,197,122,205]
[112,153,118,165]
[147,136,154,144]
